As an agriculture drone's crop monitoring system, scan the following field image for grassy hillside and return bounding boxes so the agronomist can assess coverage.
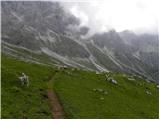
[1,54,55,118]
[53,70,159,118]
[1,54,159,118]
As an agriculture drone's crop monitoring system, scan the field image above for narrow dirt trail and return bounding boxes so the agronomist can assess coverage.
[47,72,65,119]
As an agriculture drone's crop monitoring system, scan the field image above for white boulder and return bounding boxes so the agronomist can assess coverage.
[107,77,118,84]
[146,91,152,95]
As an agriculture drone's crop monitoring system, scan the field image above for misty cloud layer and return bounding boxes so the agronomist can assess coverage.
[59,0,159,36]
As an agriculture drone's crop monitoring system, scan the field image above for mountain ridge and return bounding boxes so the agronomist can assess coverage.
[1,1,159,82]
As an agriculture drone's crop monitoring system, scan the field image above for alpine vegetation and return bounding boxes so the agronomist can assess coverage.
[1,0,159,119]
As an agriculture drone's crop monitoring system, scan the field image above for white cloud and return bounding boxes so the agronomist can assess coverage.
[60,0,159,35]
[70,5,89,26]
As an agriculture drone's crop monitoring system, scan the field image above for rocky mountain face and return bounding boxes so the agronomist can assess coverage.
[1,1,159,82]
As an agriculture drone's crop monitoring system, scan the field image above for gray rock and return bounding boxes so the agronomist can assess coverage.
[128,78,135,81]
[156,85,159,88]
[146,91,152,95]
[107,77,118,84]
[104,91,108,95]
[97,88,103,92]
[93,88,97,91]
[100,97,104,100]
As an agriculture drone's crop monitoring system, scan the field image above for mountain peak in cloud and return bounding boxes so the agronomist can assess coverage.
[61,0,159,36]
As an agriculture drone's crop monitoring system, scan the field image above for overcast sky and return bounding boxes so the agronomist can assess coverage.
[9,0,159,35]
[60,0,159,35]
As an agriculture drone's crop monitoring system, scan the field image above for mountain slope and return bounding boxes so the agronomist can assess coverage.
[2,54,158,118]
[1,1,159,82]
[1,54,54,118]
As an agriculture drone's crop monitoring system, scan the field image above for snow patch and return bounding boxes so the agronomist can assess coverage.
[133,51,140,60]
[89,55,108,72]
[2,41,41,54]
[38,29,59,43]
[41,47,92,70]
[11,12,23,22]
[103,47,123,69]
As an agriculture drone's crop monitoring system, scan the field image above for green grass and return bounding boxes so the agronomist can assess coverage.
[1,54,55,118]
[53,69,159,118]
[1,54,159,119]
